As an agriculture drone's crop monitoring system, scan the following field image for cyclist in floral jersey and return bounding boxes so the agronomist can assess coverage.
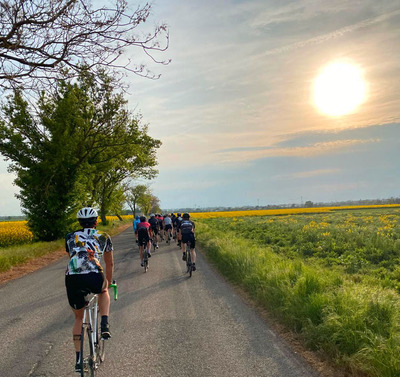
[65,207,114,372]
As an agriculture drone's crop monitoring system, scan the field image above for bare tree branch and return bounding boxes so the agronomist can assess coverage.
[0,0,170,90]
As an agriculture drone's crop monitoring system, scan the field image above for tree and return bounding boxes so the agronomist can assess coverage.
[0,70,160,240]
[0,0,170,90]
[74,71,160,223]
[126,185,149,216]
[137,191,153,215]
[150,195,161,214]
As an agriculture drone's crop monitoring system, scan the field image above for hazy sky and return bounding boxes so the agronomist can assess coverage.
[1,0,400,214]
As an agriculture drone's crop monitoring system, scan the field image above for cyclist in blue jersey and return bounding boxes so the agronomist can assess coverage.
[179,213,196,270]
[65,207,114,372]
[133,215,140,244]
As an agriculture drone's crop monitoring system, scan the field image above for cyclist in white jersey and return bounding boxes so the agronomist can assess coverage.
[65,207,114,372]
[163,214,173,240]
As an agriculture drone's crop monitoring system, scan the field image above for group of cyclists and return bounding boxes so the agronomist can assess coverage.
[65,207,196,372]
[134,212,197,271]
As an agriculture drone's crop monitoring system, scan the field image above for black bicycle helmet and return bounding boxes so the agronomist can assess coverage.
[182,213,190,219]
[140,216,146,222]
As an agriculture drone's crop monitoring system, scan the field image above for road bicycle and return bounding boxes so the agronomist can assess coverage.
[185,242,194,278]
[151,236,158,252]
[79,281,118,376]
[166,231,171,245]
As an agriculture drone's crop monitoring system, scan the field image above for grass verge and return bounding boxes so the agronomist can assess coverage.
[196,221,400,377]
[0,220,132,274]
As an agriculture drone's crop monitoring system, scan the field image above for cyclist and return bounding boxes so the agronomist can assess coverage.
[157,214,165,240]
[175,213,182,247]
[148,213,159,249]
[137,216,153,266]
[65,207,114,372]
[163,213,173,242]
[133,215,140,244]
[170,213,177,239]
[179,213,196,270]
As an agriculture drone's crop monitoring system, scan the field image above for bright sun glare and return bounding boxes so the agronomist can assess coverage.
[313,61,366,117]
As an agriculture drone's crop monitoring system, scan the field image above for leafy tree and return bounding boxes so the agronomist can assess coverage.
[150,195,161,214]
[137,191,153,215]
[0,0,170,90]
[74,71,160,223]
[0,88,85,239]
[126,184,149,216]
[0,70,160,240]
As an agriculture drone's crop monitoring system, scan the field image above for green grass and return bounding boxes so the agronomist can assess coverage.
[0,220,132,273]
[196,213,400,377]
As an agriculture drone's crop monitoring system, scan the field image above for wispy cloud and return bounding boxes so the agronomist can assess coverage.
[274,168,341,180]
[258,8,400,57]
[216,138,380,163]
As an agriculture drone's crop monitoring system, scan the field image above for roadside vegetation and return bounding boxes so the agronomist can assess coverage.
[196,206,400,377]
[0,217,133,273]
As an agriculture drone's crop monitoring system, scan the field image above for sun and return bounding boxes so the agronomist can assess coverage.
[313,61,366,117]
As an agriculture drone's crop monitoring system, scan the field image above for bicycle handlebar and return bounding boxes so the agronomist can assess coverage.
[108,280,118,301]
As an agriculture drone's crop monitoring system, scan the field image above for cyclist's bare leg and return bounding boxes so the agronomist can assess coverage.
[146,240,151,254]
[191,248,197,263]
[98,289,110,317]
[72,308,84,351]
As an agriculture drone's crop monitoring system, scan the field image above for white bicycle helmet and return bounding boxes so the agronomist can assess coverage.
[77,207,98,219]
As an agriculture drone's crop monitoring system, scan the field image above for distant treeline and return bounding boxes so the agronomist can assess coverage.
[163,196,400,213]
[0,216,26,221]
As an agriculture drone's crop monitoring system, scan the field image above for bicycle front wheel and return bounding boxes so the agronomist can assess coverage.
[80,326,95,377]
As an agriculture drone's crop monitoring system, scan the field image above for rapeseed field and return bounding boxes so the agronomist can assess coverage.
[195,206,400,377]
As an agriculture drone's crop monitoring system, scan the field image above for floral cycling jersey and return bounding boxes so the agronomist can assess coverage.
[65,228,113,275]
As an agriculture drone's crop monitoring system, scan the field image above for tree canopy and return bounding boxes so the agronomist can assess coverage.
[0,70,161,240]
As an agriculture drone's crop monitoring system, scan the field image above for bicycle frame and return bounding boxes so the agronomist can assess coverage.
[80,293,100,376]
[79,244,118,375]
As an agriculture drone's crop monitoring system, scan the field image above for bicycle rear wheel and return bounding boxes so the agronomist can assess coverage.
[144,253,149,272]
[80,326,95,377]
[186,247,192,277]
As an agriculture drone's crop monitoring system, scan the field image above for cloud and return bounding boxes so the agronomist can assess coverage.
[0,172,21,216]
[215,138,380,163]
[274,168,341,180]
[258,8,400,57]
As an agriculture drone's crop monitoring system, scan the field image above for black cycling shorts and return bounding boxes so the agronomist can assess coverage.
[165,224,172,231]
[182,233,195,249]
[138,233,150,246]
[65,272,106,310]
[151,227,158,235]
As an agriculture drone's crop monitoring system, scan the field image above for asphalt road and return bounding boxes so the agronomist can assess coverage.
[0,228,321,377]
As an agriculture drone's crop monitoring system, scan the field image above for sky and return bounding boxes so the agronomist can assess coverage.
[1,0,400,214]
